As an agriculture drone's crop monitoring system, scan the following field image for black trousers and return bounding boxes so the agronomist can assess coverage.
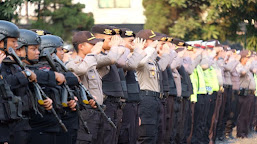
[237,94,254,138]
[28,131,57,144]
[170,97,182,144]
[9,119,31,144]
[76,108,104,144]
[57,110,79,144]
[191,94,209,144]
[0,123,9,143]
[225,90,239,135]
[216,87,232,139]
[103,99,123,144]
[137,94,160,144]
[157,98,167,144]
[164,96,175,144]
[118,102,139,144]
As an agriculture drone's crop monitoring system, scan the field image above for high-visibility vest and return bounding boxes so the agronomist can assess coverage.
[190,68,198,102]
[210,66,220,92]
[254,74,257,96]
[203,66,219,94]
[196,65,207,94]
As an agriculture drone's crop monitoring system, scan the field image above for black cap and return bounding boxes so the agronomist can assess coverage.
[171,38,185,46]
[72,31,104,45]
[30,29,52,36]
[109,26,121,35]
[155,32,167,41]
[91,25,116,35]
[120,28,135,38]
[240,50,251,58]
[136,29,163,41]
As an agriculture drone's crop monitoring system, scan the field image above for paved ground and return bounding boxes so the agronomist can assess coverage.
[216,128,257,144]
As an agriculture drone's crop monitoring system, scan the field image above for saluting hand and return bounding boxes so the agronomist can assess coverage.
[133,38,146,50]
[43,97,53,110]
[91,42,103,54]
[109,35,122,47]
[54,72,66,85]
[148,40,159,49]
[0,51,6,64]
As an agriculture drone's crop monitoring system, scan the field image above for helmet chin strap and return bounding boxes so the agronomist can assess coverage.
[0,38,8,54]
[19,45,39,64]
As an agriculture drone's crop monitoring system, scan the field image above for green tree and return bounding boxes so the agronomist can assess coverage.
[0,0,23,21]
[143,0,257,49]
[31,0,94,41]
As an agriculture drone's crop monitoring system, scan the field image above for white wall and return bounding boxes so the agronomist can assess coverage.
[73,0,146,24]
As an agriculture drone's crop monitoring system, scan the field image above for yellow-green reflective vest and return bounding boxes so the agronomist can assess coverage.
[196,65,207,94]
[254,74,257,96]
[190,69,198,102]
[203,66,219,94]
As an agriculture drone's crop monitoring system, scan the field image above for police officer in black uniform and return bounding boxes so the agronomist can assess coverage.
[14,29,67,144]
[0,20,32,144]
[31,34,79,144]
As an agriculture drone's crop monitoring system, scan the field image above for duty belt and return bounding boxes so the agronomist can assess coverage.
[223,85,232,89]
[239,88,255,96]
[104,95,121,103]
[140,90,160,97]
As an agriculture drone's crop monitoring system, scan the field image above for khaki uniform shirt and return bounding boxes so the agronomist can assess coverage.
[66,55,104,105]
[237,62,255,90]
[96,46,122,78]
[136,47,159,92]
[116,47,146,70]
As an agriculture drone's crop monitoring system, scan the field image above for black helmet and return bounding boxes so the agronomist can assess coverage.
[0,20,20,41]
[17,29,41,49]
[16,29,41,64]
[39,35,64,54]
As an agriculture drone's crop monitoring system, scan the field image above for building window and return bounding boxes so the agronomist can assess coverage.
[98,0,130,8]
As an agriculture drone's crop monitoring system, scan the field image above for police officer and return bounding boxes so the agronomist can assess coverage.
[31,34,81,144]
[18,33,69,144]
[0,21,39,144]
[66,31,105,144]
[236,50,255,138]
[135,29,170,144]
[117,28,146,144]
[92,25,125,144]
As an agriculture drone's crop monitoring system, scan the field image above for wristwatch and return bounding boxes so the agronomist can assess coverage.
[24,69,31,77]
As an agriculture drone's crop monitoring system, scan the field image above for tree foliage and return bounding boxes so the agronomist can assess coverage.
[31,0,94,41]
[143,0,257,50]
[0,0,23,21]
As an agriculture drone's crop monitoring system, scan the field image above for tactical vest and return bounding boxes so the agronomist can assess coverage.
[162,69,170,93]
[167,66,177,96]
[102,64,124,98]
[125,70,140,102]
[178,65,193,98]
[0,75,22,121]
[118,68,128,99]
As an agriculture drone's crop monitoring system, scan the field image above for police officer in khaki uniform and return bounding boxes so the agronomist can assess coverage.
[91,25,125,144]
[117,28,146,144]
[66,31,105,144]
[135,29,170,144]
[236,50,255,138]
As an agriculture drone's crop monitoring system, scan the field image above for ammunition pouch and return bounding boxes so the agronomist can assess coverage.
[0,78,22,122]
